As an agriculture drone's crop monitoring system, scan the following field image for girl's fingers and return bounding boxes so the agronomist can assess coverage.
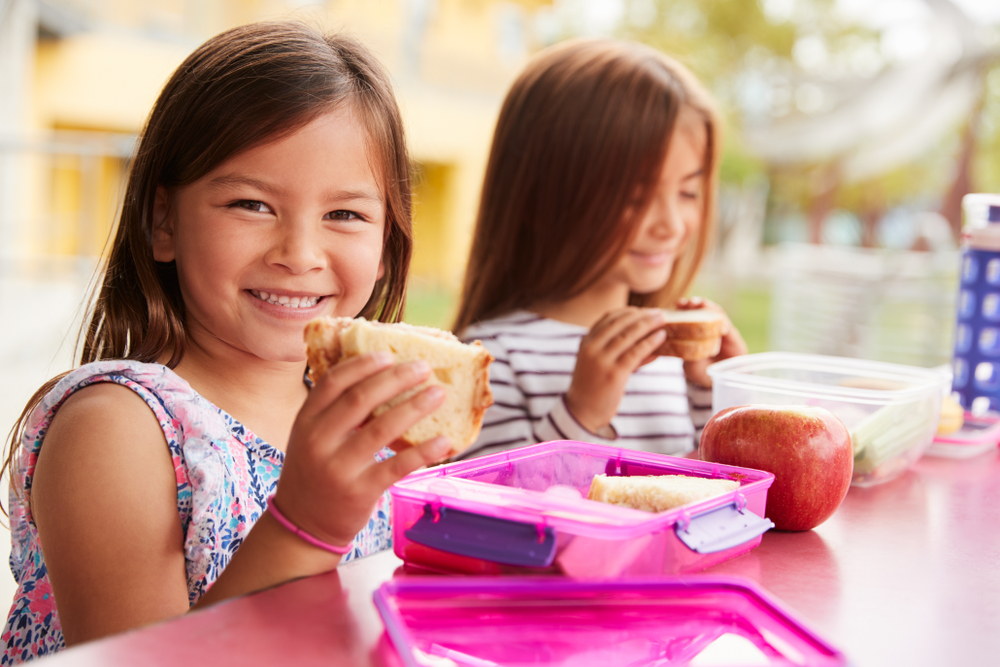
[588,308,649,350]
[336,384,446,470]
[310,361,434,446]
[676,296,705,310]
[300,352,395,422]
[586,307,642,343]
[604,310,667,360]
[620,327,667,369]
[368,436,452,489]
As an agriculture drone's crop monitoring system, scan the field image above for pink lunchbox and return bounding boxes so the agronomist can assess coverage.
[390,440,775,578]
[374,576,848,667]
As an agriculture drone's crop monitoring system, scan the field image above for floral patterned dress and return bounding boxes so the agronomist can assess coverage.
[1,360,392,664]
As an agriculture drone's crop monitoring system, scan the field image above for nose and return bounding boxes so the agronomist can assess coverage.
[264,216,326,275]
[646,191,686,242]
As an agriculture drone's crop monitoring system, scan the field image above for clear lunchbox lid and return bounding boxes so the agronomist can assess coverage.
[707,352,948,405]
[374,576,848,667]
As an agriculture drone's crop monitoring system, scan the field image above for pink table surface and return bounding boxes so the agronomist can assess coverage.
[38,448,1000,667]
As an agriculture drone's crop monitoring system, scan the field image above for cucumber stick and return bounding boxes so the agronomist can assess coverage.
[850,400,935,475]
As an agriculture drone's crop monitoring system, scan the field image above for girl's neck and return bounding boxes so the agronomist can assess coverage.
[532,282,631,328]
[168,334,309,452]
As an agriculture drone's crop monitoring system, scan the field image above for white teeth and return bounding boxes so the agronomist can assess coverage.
[251,291,320,308]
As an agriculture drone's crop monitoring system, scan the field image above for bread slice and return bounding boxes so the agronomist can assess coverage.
[656,337,722,361]
[587,473,739,513]
[655,309,724,361]
[303,316,494,455]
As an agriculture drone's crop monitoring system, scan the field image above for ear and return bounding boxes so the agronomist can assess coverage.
[151,186,176,262]
[376,256,386,281]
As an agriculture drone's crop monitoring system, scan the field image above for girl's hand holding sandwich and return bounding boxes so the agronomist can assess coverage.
[674,296,747,388]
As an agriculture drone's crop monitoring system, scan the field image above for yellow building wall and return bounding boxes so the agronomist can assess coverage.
[21,0,549,304]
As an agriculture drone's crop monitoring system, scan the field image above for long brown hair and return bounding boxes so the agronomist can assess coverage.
[2,22,413,508]
[453,38,721,333]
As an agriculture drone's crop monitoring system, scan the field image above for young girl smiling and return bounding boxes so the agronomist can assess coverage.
[454,38,747,460]
[2,22,449,662]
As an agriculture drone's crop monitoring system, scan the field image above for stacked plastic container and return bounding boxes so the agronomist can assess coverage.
[953,193,1000,413]
[380,440,851,665]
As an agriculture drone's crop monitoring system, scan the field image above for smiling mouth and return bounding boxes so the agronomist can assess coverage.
[631,251,673,262]
[249,290,323,309]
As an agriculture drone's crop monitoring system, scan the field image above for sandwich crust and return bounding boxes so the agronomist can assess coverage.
[654,309,724,361]
[304,316,494,454]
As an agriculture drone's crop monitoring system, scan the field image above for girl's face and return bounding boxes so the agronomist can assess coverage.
[152,106,386,363]
[604,106,708,296]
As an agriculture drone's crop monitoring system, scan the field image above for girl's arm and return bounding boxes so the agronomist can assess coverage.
[32,383,190,645]
[32,353,448,645]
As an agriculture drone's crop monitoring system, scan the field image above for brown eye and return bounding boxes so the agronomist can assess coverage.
[230,200,271,213]
[326,210,362,221]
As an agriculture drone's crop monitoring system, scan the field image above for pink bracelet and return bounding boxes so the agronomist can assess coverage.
[268,498,353,555]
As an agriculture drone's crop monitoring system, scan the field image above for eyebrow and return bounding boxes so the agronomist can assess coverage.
[208,174,383,204]
[681,168,705,181]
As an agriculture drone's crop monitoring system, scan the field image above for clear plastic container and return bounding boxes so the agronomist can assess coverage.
[374,576,848,667]
[390,440,775,578]
[708,352,949,487]
[928,411,1000,458]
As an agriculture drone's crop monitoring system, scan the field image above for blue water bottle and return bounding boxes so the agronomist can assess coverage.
[953,193,1000,412]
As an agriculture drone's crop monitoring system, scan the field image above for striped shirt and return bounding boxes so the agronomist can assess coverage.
[457,310,713,460]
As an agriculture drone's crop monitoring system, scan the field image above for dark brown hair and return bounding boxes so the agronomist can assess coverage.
[2,21,413,508]
[453,38,721,333]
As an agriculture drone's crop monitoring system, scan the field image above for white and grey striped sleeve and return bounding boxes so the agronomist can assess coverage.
[456,321,613,460]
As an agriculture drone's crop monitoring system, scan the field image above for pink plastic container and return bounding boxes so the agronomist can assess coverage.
[374,576,848,667]
[390,440,775,577]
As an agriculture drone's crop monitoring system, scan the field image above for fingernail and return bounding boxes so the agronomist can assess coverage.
[430,436,452,458]
[417,385,445,407]
[408,360,431,377]
[373,351,394,366]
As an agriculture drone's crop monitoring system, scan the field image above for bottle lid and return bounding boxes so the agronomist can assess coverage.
[963,193,1000,231]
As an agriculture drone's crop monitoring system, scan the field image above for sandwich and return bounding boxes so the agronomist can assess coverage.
[587,473,739,513]
[304,316,494,455]
[655,309,725,361]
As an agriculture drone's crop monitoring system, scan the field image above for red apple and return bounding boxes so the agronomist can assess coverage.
[700,405,853,531]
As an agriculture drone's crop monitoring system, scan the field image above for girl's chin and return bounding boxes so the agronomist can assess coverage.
[240,333,309,364]
[630,270,674,294]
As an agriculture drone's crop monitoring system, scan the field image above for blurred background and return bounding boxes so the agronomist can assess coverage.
[0,0,998,600]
